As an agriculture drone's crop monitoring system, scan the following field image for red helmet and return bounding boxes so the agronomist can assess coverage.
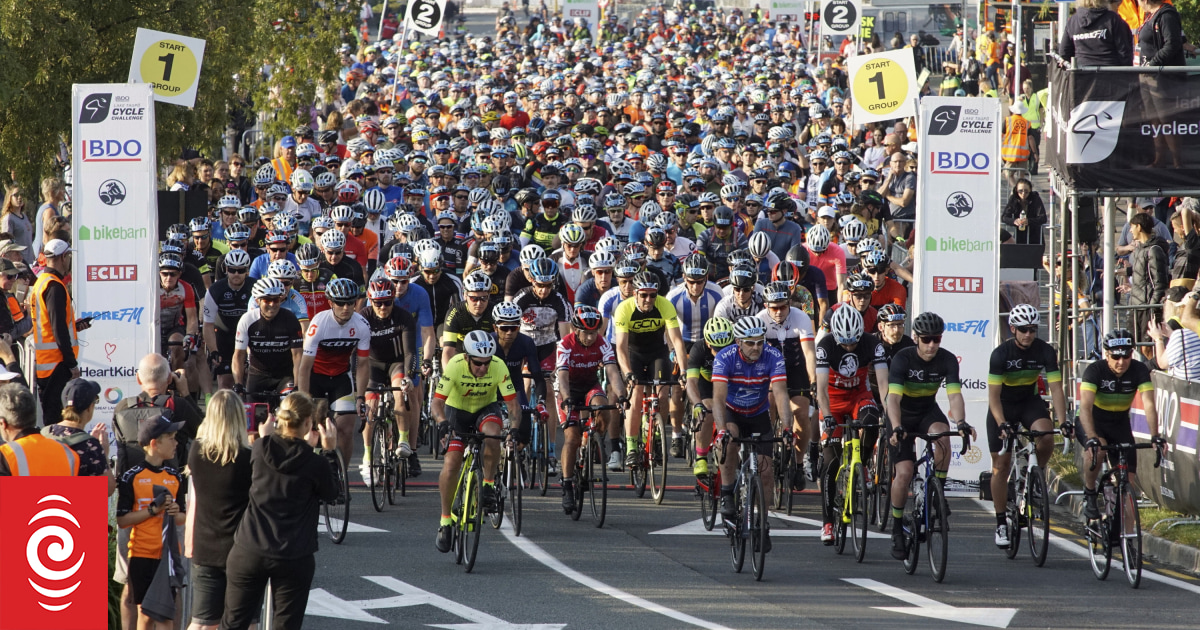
[571,305,603,331]
[335,180,362,204]
[367,277,394,301]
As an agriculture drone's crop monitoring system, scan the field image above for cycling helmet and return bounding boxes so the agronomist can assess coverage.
[646,153,667,173]
[268,259,299,280]
[273,212,298,234]
[330,205,355,223]
[217,194,240,210]
[362,189,387,213]
[615,257,640,278]
[763,281,791,304]
[727,249,753,268]
[589,251,616,269]
[703,317,734,349]
[223,249,251,269]
[729,264,757,289]
[1008,303,1040,328]
[224,222,251,242]
[604,193,627,210]
[493,301,522,323]
[519,244,546,266]
[573,205,598,224]
[654,212,680,230]
[477,241,502,263]
[251,277,287,301]
[159,252,184,270]
[632,270,658,292]
[845,272,874,294]
[237,207,260,223]
[321,229,346,250]
[416,245,443,270]
[829,306,865,345]
[463,330,497,359]
[841,218,867,244]
[748,232,772,259]
[491,229,514,248]
[189,216,211,234]
[575,178,602,197]
[682,253,709,278]
[367,277,395,301]
[806,225,830,252]
[259,201,282,217]
[912,312,946,336]
[713,205,734,226]
[463,270,493,293]
[860,249,889,270]
[325,277,359,302]
[290,169,314,192]
[698,192,720,205]
[623,242,648,263]
[732,315,767,339]
[384,256,414,280]
[529,257,558,284]
[772,261,799,288]
[785,243,810,273]
[1103,329,1135,355]
[296,243,322,268]
[622,182,646,198]
[312,215,336,232]
[720,183,744,200]
[571,305,603,331]
[877,303,907,324]
[253,164,276,186]
[560,223,587,245]
[264,230,289,245]
[856,237,884,257]
[644,227,667,248]
[267,183,290,199]
[335,180,362,204]
[315,171,338,189]
[595,236,621,256]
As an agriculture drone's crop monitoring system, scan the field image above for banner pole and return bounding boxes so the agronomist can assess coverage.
[377,0,389,42]
[1012,0,1022,101]
[391,18,411,115]
[1102,197,1115,335]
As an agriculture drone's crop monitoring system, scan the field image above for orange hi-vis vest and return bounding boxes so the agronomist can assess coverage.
[1001,114,1031,163]
[31,271,78,379]
[1,433,79,476]
[271,157,296,186]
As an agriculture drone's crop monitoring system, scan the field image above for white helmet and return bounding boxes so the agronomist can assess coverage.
[463,330,497,358]
[1008,303,1040,328]
[732,316,767,340]
[362,189,387,213]
[290,169,315,192]
[519,244,546,266]
[829,306,865,345]
[806,224,831,253]
[224,249,252,269]
[841,218,867,244]
[748,231,772,259]
[268,259,299,280]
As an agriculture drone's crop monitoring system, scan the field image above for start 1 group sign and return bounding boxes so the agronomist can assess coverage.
[128,28,206,107]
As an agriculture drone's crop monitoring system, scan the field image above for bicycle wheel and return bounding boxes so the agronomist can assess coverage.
[927,479,949,583]
[490,461,506,530]
[833,464,848,555]
[902,504,920,575]
[874,446,892,532]
[571,443,585,521]
[463,471,483,573]
[1005,476,1022,559]
[852,463,868,563]
[650,413,669,505]
[324,451,349,544]
[773,442,789,511]
[699,472,718,531]
[370,423,387,512]
[398,453,408,497]
[536,421,551,497]
[1087,512,1112,580]
[453,470,467,566]
[385,423,399,505]
[631,438,648,498]
[1027,467,1050,567]
[1119,484,1143,588]
[588,432,608,528]
[731,488,746,573]
[750,474,769,581]
[508,451,524,536]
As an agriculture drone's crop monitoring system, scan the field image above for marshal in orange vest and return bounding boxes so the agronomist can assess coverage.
[1,432,79,476]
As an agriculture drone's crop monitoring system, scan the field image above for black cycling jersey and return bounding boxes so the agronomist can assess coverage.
[481,265,510,307]
[180,260,208,300]
[442,304,495,350]
[513,286,571,347]
[686,340,717,382]
[414,272,464,325]
[360,305,417,367]
[815,332,887,391]
[235,308,304,378]
[987,338,1061,403]
[1080,359,1152,424]
[881,335,916,363]
[321,258,364,287]
[295,267,334,319]
[887,346,961,417]
[436,237,469,277]
[203,278,254,334]
[523,211,569,250]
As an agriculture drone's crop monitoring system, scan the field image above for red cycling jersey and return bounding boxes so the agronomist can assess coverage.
[159,281,196,328]
[555,332,616,392]
[303,310,371,377]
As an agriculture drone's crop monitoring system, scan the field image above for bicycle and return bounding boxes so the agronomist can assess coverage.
[493,434,524,536]
[825,417,873,563]
[1085,442,1161,588]
[422,360,442,457]
[897,427,971,583]
[772,426,797,515]
[449,429,510,573]
[720,433,782,582]
[997,426,1059,566]
[526,390,553,497]
[322,448,350,544]
[694,406,721,531]
[871,421,894,532]
[629,376,674,504]
[366,384,410,511]
[567,402,620,528]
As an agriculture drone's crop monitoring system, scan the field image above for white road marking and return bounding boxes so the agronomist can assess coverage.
[325,518,389,533]
[500,520,736,630]
[650,515,889,538]
[844,578,1018,628]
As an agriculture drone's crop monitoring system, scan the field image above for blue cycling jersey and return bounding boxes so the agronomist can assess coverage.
[711,344,786,416]
[494,331,541,407]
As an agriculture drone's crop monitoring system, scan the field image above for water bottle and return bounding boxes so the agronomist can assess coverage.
[913,475,925,511]
[1018,210,1027,232]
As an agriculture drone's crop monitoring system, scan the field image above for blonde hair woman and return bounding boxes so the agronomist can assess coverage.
[220,392,338,630]
[186,390,254,630]
[33,177,66,255]
[0,186,32,264]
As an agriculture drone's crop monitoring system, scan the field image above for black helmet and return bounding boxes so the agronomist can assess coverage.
[713,205,734,226]
[729,263,757,289]
[785,243,810,274]
[912,312,945,336]
[1103,329,1135,356]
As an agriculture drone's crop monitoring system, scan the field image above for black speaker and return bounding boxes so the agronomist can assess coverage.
[1072,196,1098,244]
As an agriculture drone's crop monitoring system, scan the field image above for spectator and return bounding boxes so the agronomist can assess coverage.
[186,391,255,630]
[45,378,114,493]
[1125,212,1169,354]
[1117,198,1172,257]
[221,391,338,630]
[1170,200,1200,289]
[167,160,197,192]
[31,238,78,424]
[1138,0,1185,169]
[1,185,33,265]
[881,152,915,239]
[1150,293,1200,380]
[1059,0,1134,66]
[32,177,66,256]
[0,260,28,339]
[1001,103,1034,189]
[0,383,76,475]
[961,49,983,95]
[1001,178,1048,244]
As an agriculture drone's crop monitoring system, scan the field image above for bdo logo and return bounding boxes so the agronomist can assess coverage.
[81,139,144,163]
[929,151,990,175]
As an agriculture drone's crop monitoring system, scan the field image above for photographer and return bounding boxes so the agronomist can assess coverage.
[1149,291,1200,380]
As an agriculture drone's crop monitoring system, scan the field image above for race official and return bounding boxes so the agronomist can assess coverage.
[0,383,78,476]
[32,238,78,424]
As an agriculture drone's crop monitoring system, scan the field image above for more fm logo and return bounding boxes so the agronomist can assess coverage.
[80,139,144,163]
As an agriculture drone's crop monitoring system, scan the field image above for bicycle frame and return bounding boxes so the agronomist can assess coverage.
[837,421,866,525]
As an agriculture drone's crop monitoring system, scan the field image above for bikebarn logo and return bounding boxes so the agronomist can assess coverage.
[78,225,148,241]
[924,236,994,253]
[98,180,126,206]
[929,105,961,136]
[1067,100,1125,164]
[78,93,111,124]
[945,191,973,218]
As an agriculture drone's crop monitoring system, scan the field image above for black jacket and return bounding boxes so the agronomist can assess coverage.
[1002,191,1048,243]
[1058,8,1134,66]
[232,433,338,560]
[1139,3,1185,67]
[1129,236,1169,306]
[187,441,252,568]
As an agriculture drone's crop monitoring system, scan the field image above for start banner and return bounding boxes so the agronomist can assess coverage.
[70,84,159,422]
[913,96,1002,494]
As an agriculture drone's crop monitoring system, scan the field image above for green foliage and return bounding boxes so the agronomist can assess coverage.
[0,0,360,190]
[1178,0,1200,56]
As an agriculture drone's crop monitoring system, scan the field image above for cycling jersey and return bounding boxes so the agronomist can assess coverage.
[1080,359,1152,422]
[437,237,469,277]
[666,282,724,343]
[361,305,416,366]
[816,332,887,397]
[598,286,629,342]
[202,278,253,334]
[481,265,510,307]
[302,310,371,377]
[759,306,816,368]
[686,341,717,383]
[574,276,606,309]
[235,308,304,378]
[296,268,334,319]
[612,294,680,355]
[551,252,589,304]
[881,336,916,363]
[435,353,517,413]
[414,272,464,325]
[713,292,764,322]
[696,228,748,281]
[711,343,787,416]
[248,252,299,280]
[188,241,229,276]
[160,281,197,330]
[513,286,571,347]
[809,244,847,291]
[321,257,365,287]
[824,303,878,336]
[249,288,308,323]
[646,253,681,286]
[555,332,616,391]
[522,211,568,250]
[887,346,961,417]
[213,247,265,282]
[442,304,495,349]
[987,338,1062,403]
[496,332,541,407]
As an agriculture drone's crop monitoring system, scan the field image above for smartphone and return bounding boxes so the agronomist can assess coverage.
[245,403,268,432]
[75,316,94,330]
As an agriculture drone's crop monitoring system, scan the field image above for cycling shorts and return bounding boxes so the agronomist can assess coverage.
[695,377,713,400]
[986,397,1051,453]
[311,371,356,414]
[785,367,812,398]
[823,390,879,442]
[1076,419,1138,474]
[446,401,506,454]
[559,384,607,429]
[536,343,556,373]
[891,406,949,464]
[730,410,774,457]
[368,360,408,389]
[212,331,236,376]
[246,374,289,411]
[629,352,672,385]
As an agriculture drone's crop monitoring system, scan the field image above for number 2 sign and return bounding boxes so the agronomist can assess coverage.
[128,28,206,107]
[406,0,448,37]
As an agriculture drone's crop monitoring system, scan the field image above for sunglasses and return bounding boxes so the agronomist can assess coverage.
[326,249,344,255]
[269,247,289,253]
[221,211,238,216]
[160,271,179,277]
[466,295,488,303]
[372,300,393,307]
[1015,325,1038,334]
[733,286,752,293]
[331,300,357,308]
[439,224,456,230]
[470,358,491,367]
[455,195,469,200]
[919,335,942,344]
[741,339,765,347]
[497,325,520,332]
[259,296,283,304]
[533,282,554,289]
[227,267,248,274]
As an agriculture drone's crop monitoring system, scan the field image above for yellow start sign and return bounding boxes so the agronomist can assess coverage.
[847,48,918,124]
[128,28,206,107]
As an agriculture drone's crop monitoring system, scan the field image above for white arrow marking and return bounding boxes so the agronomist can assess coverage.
[650,515,889,538]
[306,576,563,627]
[325,518,389,533]
[844,578,1017,628]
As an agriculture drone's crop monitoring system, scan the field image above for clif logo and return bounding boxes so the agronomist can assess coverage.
[932,276,983,293]
[86,265,138,281]
[0,477,108,629]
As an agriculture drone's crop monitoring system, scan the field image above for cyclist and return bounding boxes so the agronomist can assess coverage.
[986,303,1069,548]
[264,259,311,328]
[714,264,763,321]
[414,243,465,333]
[555,305,625,512]
[514,257,572,453]
[824,272,878,335]
[492,301,544,449]
[362,276,419,472]
[298,278,371,476]
[713,315,793,553]
[320,229,366,287]
[294,243,333,320]
[187,216,229,290]
[885,312,976,560]
[686,317,735,476]
[433,330,521,553]
[473,241,510,306]
[552,223,590,303]
[614,270,687,469]
[877,304,914,361]
[158,253,199,371]
[232,278,304,408]
[815,306,889,544]
[599,257,639,343]
[1078,331,1166,522]
[202,248,254,391]
[442,271,496,365]
[248,230,297,280]
[574,250,616,308]
[667,254,724,456]
[759,281,819,487]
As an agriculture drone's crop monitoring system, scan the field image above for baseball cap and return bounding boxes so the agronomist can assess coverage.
[43,239,74,257]
[280,136,298,149]
[0,259,17,275]
[61,378,101,412]
[0,240,26,255]
[816,205,837,219]
[138,412,186,446]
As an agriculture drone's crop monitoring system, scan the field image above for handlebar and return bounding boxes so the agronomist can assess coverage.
[996,427,1060,456]
[1087,441,1162,471]
[718,433,783,465]
[909,429,972,457]
[366,384,410,392]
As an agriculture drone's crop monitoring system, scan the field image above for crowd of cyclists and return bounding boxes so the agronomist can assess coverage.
[124,1,1177,625]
